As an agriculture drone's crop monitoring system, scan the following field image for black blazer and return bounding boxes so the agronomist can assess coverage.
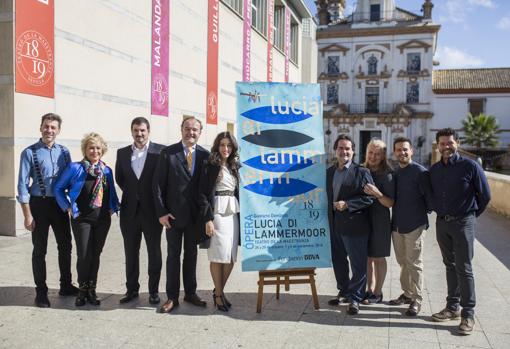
[197,162,240,245]
[153,142,210,229]
[326,163,374,236]
[115,142,165,224]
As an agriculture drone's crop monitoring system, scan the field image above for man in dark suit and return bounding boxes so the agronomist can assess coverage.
[116,117,165,305]
[326,134,374,315]
[153,116,209,313]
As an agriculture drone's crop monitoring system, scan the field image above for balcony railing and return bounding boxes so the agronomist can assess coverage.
[347,103,395,114]
[349,10,419,24]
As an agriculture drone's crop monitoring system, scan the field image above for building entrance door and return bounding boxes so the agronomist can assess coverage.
[359,130,382,163]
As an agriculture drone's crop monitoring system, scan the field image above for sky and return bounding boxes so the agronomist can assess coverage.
[304,0,510,69]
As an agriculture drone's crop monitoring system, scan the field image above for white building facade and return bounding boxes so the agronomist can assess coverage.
[316,0,439,164]
[0,0,317,236]
[431,68,510,148]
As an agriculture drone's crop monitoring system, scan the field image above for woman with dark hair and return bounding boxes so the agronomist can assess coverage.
[54,133,119,306]
[362,139,395,304]
[197,131,240,312]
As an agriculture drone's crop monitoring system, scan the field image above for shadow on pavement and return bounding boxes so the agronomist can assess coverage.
[475,209,510,270]
[0,286,449,331]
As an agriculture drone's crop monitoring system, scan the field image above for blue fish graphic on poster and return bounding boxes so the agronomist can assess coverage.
[236,82,331,271]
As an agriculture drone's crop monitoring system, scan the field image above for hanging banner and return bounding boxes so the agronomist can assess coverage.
[236,82,331,272]
[151,0,170,116]
[206,0,220,124]
[15,0,55,98]
[284,7,291,82]
[242,0,252,82]
[266,0,274,82]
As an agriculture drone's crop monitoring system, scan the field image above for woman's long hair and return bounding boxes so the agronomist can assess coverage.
[362,139,392,174]
[209,131,240,182]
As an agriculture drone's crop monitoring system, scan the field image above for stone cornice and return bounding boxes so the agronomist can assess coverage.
[317,24,441,39]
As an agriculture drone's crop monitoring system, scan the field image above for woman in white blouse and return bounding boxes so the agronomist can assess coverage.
[197,132,240,312]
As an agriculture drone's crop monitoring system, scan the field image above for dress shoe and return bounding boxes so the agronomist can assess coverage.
[75,282,88,307]
[149,293,160,305]
[119,291,139,304]
[389,293,412,306]
[213,289,231,308]
[158,299,179,313]
[87,281,100,306]
[328,291,348,306]
[213,295,228,312]
[35,292,50,308]
[184,293,207,307]
[59,283,79,296]
[347,301,359,315]
[405,301,421,316]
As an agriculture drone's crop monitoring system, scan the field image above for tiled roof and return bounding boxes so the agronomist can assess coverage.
[433,68,510,92]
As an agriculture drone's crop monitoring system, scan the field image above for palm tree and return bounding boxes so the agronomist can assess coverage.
[461,113,500,149]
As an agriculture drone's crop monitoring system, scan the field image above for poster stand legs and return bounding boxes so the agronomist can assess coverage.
[256,268,319,313]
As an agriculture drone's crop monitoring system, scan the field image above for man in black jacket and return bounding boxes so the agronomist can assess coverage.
[326,134,374,315]
[153,116,210,313]
[116,117,165,305]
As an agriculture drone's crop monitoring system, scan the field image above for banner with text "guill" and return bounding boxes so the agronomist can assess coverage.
[236,82,331,271]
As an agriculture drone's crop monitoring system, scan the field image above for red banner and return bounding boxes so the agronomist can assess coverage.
[206,0,219,125]
[242,0,252,82]
[266,0,274,82]
[151,0,170,117]
[15,0,55,98]
[284,6,291,83]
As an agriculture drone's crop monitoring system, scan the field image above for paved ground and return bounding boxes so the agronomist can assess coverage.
[1,210,510,349]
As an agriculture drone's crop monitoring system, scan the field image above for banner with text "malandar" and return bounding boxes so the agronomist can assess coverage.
[236,82,331,272]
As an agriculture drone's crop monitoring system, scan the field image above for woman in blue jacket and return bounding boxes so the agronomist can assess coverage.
[54,132,119,306]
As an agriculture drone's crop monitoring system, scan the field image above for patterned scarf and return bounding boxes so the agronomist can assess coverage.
[82,159,106,209]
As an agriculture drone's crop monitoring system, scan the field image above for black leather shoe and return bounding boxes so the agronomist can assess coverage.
[59,284,79,296]
[347,301,359,315]
[35,292,50,308]
[328,291,348,306]
[119,291,139,304]
[149,293,160,305]
[405,301,421,316]
[184,294,207,307]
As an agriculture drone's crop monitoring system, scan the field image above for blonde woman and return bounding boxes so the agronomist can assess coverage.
[54,133,119,306]
[362,139,395,304]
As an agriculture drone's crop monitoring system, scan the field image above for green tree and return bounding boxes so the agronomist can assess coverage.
[461,113,500,149]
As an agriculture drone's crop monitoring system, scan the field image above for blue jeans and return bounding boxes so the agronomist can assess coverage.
[436,213,476,318]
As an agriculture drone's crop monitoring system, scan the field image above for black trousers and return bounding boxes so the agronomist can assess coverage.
[436,213,476,318]
[71,215,111,284]
[165,225,197,300]
[120,209,163,294]
[29,197,73,293]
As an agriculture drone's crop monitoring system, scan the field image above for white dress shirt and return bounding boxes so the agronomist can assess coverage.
[131,141,150,179]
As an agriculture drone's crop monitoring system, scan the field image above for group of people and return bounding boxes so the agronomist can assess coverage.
[18,113,240,313]
[18,113,491,335]
[326,131,490,335]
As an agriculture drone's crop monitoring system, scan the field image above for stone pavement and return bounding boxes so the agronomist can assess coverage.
[1,210,510,349]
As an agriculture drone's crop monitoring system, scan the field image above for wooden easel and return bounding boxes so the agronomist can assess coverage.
[256,267,320,313]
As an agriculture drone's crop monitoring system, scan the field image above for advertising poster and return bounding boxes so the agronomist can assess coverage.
[15,0,55,98]
[242,0,252,82]
[236,82,331,272]
[206,0,219,124]
[151,0,169,116]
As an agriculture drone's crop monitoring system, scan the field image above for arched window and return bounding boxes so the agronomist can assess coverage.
[367,55,378,75]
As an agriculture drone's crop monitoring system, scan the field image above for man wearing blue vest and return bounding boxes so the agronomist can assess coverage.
[17,113,78,308]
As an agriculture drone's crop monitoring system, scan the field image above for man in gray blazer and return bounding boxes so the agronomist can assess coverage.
[116,117,165,305]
